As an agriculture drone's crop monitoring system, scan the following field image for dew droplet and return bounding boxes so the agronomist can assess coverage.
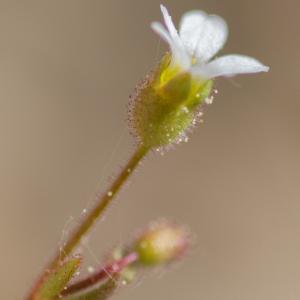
[87,266,94,273]
[107,191,113,197]
[181,106,189,113]
[205,96,214,105]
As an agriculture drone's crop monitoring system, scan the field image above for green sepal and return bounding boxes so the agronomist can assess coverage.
[158,72,191,105]
[130,53,213,149]
[39,257,81,300]
[185,79,213,110]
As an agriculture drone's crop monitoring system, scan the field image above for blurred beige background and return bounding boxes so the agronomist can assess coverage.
[0,0,299,299]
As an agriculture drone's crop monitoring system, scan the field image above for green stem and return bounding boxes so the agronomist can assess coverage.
[26,146,149,300]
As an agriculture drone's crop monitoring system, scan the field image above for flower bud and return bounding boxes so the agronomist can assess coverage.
[134,220,189,266]
[129,53,213,150]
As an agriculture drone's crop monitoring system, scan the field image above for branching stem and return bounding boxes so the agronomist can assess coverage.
[61,252,139,297]
[26,146,149,300]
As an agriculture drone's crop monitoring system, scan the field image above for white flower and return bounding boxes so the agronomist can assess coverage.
[151,5,269,79]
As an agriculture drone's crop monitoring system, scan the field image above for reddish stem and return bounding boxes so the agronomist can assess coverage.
[25,146,148,300]
[61,252,139,297]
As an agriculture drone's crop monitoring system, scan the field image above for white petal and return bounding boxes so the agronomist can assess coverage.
[151,22,190,69]
[151,22,173,46]
[179,11,207,56]
[151,5,191,69]
[179,11,228,63]
[192,55,270,78]
[160,5,180,42]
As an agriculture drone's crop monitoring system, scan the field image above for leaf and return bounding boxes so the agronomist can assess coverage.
[39,257,81,300]
[65,278,118,300]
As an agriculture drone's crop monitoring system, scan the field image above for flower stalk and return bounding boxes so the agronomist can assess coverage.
[26,146,149,300]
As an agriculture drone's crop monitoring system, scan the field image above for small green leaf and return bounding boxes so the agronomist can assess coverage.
[65,278,118,300]
[39,257,81,300]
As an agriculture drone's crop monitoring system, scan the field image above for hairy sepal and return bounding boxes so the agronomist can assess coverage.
[129,53,213,149]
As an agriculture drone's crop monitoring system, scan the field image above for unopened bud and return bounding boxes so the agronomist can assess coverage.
[134,220,189,266]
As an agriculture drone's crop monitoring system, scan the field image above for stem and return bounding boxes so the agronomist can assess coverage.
[61,252,139,297]
[64,276,119,300]
[26,146,149,300]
